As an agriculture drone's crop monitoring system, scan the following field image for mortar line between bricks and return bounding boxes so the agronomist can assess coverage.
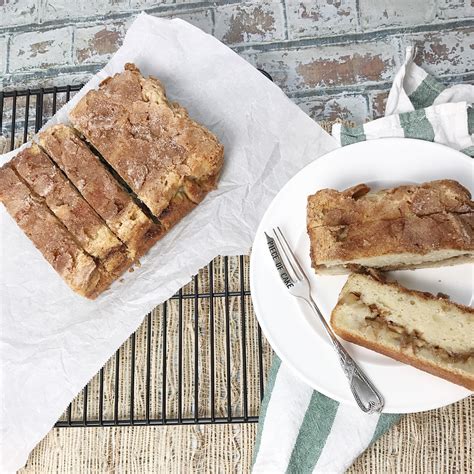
[363,93,372,117]
[285,71,474,98]
[5,34,11,75]
[281,0,289,41]
[286,82,394,98]
[1,64,103,88]
[3,70,473,97]
[70,26,75,66]
[354,0,362,32]
[231,18,474,53]
[0,0,242,35]
[210,7,216,37]
[1,8,473,41]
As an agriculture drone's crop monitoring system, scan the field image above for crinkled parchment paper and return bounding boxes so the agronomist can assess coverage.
[0,13,337,471]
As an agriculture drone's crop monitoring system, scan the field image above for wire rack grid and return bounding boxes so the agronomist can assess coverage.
[0,81,274,427]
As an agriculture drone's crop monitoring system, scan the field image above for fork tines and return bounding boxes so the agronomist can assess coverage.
[272,227,306,283]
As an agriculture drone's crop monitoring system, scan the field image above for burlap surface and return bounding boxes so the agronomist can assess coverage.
[19,396,474,473]
[16,121,473,473]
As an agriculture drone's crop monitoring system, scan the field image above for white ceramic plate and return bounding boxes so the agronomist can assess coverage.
[250,138,473,414]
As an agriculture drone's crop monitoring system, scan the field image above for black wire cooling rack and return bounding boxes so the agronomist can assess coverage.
[0,77,274,427]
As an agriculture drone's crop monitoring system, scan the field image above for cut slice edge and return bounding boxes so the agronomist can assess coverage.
[314,251,474,274]
[330,272,474,391]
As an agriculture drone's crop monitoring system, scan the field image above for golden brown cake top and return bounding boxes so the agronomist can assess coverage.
[11,144,124,263]
[39,125,135,223]
[307,180,473,229]
[38,125,160,259]
[2,65,224,298]
[309,212,474,264]
[0,164,100,296]
[69,63,224,217]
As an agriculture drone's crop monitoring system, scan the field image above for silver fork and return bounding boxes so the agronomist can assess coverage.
[265,226,384,414]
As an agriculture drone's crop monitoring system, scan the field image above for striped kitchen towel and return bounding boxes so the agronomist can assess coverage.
[253,47,473,474]
[333,47,474,155]
[253,359,401,473]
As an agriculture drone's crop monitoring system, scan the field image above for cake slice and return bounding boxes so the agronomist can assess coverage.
[331,272,474,390]
[0,164,102,298]
[38,125,163,259]
[307,181,474,274]
[69,63,224,225]
[308,180,473,228]
[11,145,131,277]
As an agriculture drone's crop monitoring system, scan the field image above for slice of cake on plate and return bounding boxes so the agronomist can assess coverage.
[331,272,474,390]
[307,180,474,274]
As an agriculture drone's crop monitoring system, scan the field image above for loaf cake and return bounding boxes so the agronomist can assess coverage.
[0,65,224,298]
[69,63,224,224]
[38,125,163,259]
[307,181,474,274]
[331,272,474,390]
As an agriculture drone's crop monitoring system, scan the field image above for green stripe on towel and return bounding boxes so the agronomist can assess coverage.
[286,392,339,473]
[399,109,435,141]
[408,75,446,109]
[467,107,474,135]
[371,413,402,444]
[340,125,366,146]
[253,357,282,464]
[461,146,474,157]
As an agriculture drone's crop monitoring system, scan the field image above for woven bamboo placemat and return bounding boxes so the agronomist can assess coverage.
[18,121,473,473]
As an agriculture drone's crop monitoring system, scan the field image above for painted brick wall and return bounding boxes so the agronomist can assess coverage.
[0,0,473,124]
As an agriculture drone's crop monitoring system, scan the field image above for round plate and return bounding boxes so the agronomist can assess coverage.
[250,138,473,413]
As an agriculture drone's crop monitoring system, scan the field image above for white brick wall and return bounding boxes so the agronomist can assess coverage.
[437,0,474,20]
[39,0,129,23]
[0,0,38,28]
[214,2,286,44]
[255,37,401,93]
[74,22,126,65]
[359,0,438,30]
[285,0,358,39]
[0,0,473,124]
[130,0,174,7]
[9,26,73,72]
[295,93,370,123]
[164,8,214,35]
[401,27,474,76]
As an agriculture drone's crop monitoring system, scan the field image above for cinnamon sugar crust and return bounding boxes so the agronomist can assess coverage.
[2,65,224,298]
[307,181,474,273]
[38,125,162,259]
[69,63,224,219]
[308,180,473,228]
[11,144,131,277]
[0,164,101,297]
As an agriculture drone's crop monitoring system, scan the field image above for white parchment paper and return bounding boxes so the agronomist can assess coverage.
[0,13,337,471]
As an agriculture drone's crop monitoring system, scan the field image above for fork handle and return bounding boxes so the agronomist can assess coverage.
[331,338,384,413]
[307,298,384,413]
